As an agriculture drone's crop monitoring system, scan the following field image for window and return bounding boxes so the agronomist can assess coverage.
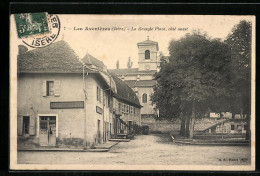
[43,80,60,97]
[142,93,148,103]
[231,125,235,130]
[130,106,133,114]
[18,115,35,136]
[49,116,56,121]
[47,81,54,96]
[145,50,150,59]
[136,108,140,116]
[40,121,47,130]
[97,86,101,102]
[237,125,242,130]
[126,105,129,113]
[124,104,127,113]
[244,125,247,130]
[108,96,113,112]
[23,116,30,134]
[122,104,125,113]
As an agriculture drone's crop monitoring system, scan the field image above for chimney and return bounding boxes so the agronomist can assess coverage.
[18,45,28,55]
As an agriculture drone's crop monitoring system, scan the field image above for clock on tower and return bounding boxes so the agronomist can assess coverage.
[137,36,159,71]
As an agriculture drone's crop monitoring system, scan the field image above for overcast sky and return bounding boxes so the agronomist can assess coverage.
[35,15,256,69]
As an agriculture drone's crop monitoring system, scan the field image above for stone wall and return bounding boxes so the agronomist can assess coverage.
[141,116,227,133]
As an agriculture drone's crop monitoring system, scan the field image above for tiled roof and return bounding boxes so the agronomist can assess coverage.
[124,80,156,88]
[109,68,156,75]
[18,40,84,73]
[110,73,141,107]
[82,53,105,69]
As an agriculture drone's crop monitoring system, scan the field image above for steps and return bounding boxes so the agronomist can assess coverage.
[109,138,130,142]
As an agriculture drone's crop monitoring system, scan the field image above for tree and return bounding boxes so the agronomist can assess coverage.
[152,32,231,138]
[127,57,133,68]
[225,20,252,140]
[116,60,119,69]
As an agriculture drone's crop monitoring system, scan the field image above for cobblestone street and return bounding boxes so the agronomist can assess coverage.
[18,134,251,165]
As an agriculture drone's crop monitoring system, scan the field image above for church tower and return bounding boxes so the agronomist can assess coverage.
[137,36,159,71]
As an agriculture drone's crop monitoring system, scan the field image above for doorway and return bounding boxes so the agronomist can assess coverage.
[39,116,56,146]
[97,120,101,144]
[128,121,133,134]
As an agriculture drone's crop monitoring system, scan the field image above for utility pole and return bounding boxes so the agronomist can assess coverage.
[103,89,105,143]
[83,65,87,150]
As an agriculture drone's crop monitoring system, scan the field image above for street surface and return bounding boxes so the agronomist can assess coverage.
[18,134,251,165]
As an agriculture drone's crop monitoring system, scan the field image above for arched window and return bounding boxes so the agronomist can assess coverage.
[142,93,147,103]
[145,50,150,59]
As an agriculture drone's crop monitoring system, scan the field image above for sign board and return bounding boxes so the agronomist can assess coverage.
[50,101,84,109]
[96,106,103,114]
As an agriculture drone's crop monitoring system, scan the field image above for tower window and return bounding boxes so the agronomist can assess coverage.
[142,93,148,103]
[145,50,150,59]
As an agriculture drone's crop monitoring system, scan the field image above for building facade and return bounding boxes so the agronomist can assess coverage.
[109,37,160,119]
[17,41,141,148]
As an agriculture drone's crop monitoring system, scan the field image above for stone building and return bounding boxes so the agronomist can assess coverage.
[109,37,161,119]
[17,40,141,148]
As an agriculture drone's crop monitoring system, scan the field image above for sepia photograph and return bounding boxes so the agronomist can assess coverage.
[10,14,255,171]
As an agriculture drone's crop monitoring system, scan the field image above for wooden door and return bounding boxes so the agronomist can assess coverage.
[48,117,56,146]
[39,116,56,146]
[39,117,48,146]
[128,121,133,134]
[97,120,101,144]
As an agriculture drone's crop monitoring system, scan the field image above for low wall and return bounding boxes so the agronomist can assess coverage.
[141,117,225,133]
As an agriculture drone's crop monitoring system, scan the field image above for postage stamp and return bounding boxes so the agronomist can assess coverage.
[14,13,60,48]
[14,12,50,38]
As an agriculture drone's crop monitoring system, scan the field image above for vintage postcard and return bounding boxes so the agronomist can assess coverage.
[10,14,255,170]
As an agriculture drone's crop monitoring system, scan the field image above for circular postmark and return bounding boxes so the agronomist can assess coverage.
[22,14,60,48]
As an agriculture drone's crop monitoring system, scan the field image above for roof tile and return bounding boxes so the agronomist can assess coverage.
[110,73,141,107]
[18,40,83,73]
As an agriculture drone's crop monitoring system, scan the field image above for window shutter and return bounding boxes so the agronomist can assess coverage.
[42,80,47,97]
[54,80,61,97]
[97,87,99,101]
[118,103,121,114]
[110,97,113,112]
[100,89,103,103]
[114,99,117,110]
[17,115,23,135]
[122,104,124,113]
[103,93,105,106]
[29,116,35,135]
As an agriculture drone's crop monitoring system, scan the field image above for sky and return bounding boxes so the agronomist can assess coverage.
[22,15,255,69]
